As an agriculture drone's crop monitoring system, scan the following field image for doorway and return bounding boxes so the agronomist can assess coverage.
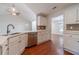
[51,14,64,54]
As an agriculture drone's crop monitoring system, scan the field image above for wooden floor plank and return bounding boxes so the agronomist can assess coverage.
[64,50,73,55]
[22,40,63,55]
[22,34,73,55]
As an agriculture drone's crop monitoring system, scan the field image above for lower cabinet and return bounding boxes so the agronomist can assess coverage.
[8,34,26,55]
[2,39,8,55]
[64,34,79,54]
[37,31,49,44]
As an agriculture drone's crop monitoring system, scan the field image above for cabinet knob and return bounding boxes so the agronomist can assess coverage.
[77,41,79,42]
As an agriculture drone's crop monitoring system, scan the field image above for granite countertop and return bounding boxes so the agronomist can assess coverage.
[0,31,37,45]
[64,31,79,34]
[0,36,8,45]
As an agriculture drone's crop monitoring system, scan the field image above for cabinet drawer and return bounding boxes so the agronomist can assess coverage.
[69,39,79,53]
[9,39,21,46]
[2,47,8,55]
[9,44,17,55]
[72,34,79,39]
[9,36,20,43]
[2,40,8,50]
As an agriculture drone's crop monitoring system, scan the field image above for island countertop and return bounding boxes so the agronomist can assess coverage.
[0,31,37,46]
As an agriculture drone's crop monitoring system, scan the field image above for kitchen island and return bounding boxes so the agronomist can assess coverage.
[0,32,28,55]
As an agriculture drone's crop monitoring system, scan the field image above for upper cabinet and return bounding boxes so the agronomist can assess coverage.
[37,16,47,26]
[64,4,79,24]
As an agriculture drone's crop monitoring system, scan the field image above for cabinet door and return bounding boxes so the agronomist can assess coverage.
[19,35,26,51]
[9,44,17,55]
[2,47,8,55]
[37,16,47,26]
[64,7,77,24]
[64,34,72,49]
[40,17,47,25]
[77,8,79,23]
[9,36,20,55]
[37,31,46,44]
[24,34,28,47]
[37,33,43,44]
[16,39,22,55]
[70,38,79,54]
[64,34,79,54]
[70,35,79,54]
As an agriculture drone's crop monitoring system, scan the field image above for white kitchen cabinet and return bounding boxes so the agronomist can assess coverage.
[9,44,17,55]
[37,15,49,44]
[37,16,47,26]
[2,40,8,55]
[37,31,44,44]
[9,36,20,55]
[8,34,26,55]
[77,8,79,22]
[37,31,49,44]
[18,34,26,54]
[64,33,79,54]
[64,34,75,52]
[64,6,77,24]
[64,4,79,24]
[22,34,28,47]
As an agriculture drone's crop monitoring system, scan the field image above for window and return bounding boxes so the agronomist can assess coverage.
[32,20,37,31]
[51,15,64,34]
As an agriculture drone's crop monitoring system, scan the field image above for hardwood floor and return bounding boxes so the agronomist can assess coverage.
[22,40,63,55]
[64,50,73,55]
[22,34,73,55]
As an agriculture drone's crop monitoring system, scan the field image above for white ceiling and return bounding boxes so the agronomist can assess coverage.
[26,3,73,16]
[0,3,36,21]
[0,3,73,21]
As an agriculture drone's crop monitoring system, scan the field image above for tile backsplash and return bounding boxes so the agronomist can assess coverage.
[66,24,79,31]
[37,26,46,30]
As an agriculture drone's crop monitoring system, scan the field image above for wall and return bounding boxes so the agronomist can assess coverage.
[47,4,79,41]
[0,15,32,35]
[47,4,76,35]
[0,4,37,35]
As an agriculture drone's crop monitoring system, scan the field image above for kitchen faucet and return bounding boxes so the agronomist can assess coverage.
[7,24,15,35]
